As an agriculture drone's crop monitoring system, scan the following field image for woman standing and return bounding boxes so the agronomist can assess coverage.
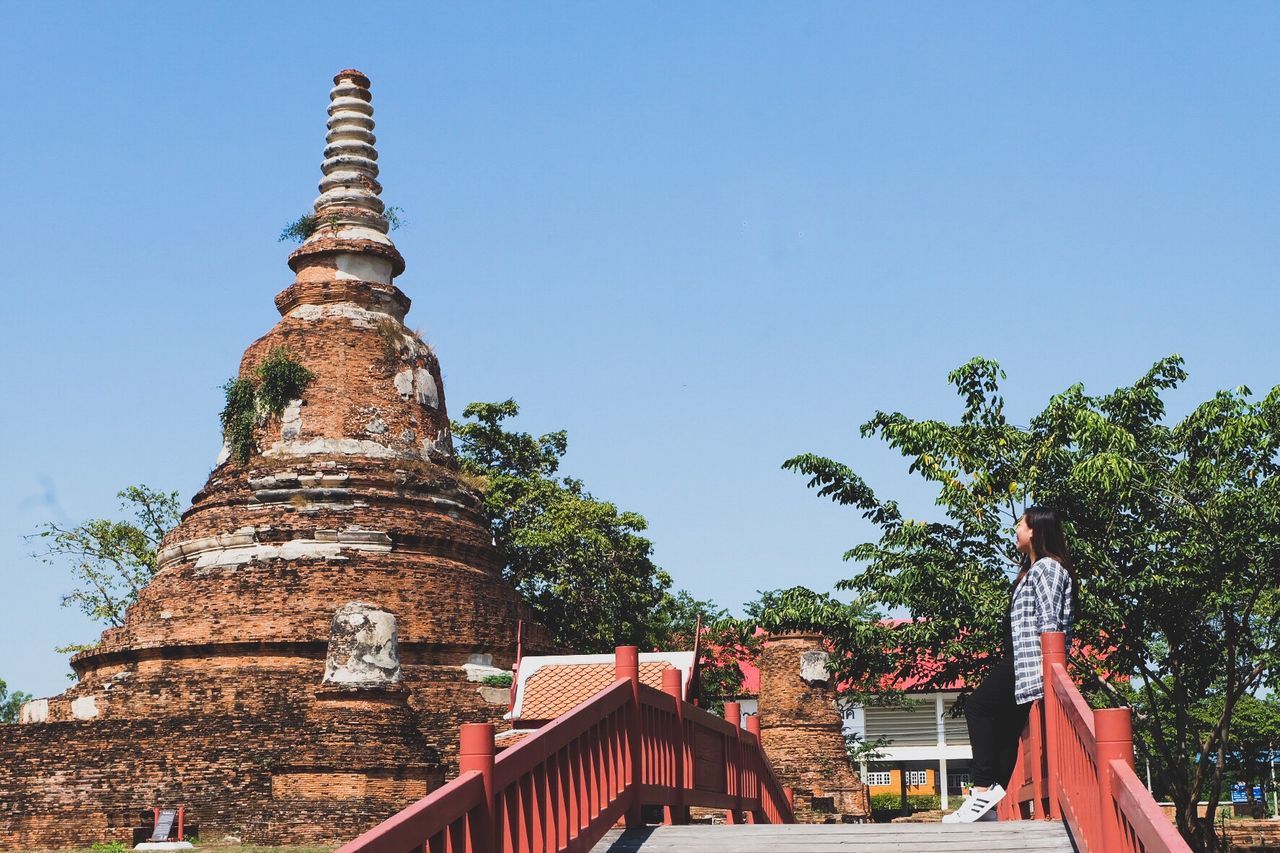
[944,505,1075,823]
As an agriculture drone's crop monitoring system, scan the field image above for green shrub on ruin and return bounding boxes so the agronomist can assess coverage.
[220,348,315,463]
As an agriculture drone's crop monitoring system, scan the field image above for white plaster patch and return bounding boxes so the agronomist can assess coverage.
[298,471,350,488]
[394,369,414,400]
[463,663,510,683]
[190,534,392,571]
[365,416,388,435]
[157,527,258,569]
[71,695,98,720]
[288,302,396,328]
[335,253,394,285]
[414,369,438,408]
[314,527,393,547]
[800,650,831,686]
[215,441,231,466]
[280,399,303,440]
[19,698,48,724]
[249,472,300,489]
[324,603,401,686]
[423,427,455,460]
[264,437,420,460]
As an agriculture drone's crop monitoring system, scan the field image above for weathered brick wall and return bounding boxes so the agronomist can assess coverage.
[757,634,869,823]
[0,696,436,850]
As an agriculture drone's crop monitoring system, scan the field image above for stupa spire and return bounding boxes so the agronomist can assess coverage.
[288,68,405,282]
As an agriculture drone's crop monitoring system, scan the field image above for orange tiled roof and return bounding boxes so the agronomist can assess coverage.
[494,729,537,751]
[520,661,673,721]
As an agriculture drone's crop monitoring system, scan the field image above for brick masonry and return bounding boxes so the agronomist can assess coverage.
[757,633,870,823]
[0,70,552,850]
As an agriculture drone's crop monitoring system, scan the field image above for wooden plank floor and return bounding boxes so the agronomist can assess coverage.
[592,821,1077,852]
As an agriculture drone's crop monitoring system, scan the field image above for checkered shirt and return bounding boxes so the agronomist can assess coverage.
[1010,557,1074,704]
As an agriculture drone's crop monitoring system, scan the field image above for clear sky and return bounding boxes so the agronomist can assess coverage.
[2,3,1277,699]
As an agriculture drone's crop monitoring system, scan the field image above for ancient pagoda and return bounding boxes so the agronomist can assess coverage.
[0,69,547,850]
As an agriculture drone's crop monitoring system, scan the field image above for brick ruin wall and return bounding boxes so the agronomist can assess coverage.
[757,634,869,823]
[0,657,519,849]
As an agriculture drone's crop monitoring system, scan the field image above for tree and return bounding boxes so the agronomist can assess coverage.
[776,356,1280,852]
[650,590,766,713]
[31,485,182,646]
[0,678,32,724]
[454,400,677,653]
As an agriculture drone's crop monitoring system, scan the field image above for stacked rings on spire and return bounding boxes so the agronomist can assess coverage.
[312,71,388,229]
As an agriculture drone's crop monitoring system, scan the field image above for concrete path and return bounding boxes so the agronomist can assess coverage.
[592,821,1076,852]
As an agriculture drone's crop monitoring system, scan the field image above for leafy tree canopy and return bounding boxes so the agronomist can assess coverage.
[775,356,1280,851]
[0,678,32,724]
[31,485,181,641]
[455,400,684,653]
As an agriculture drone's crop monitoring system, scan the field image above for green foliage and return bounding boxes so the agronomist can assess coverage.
[278,213,319,243]
[868,793,940,817]
[453,399,674,652]
[220,378,258,463]
[254,347,317,415]
[31,485,181,632]
[0,677,32,723]
[482,673,513,688]
[220,348,315,463]
[279,207,404,244]
[777,356,1280,852]
[89,843,128,853]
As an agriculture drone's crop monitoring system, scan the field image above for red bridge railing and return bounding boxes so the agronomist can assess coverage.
[336,646,794,853]
[997,632,1191,853]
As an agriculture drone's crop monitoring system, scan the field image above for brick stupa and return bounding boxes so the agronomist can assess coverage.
[758,633,870,823]
[0,70,548,850]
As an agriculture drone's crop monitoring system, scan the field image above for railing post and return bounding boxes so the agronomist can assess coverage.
[177,806,184,842]
[662,667,688,825]
[1042,632,1067,821]
[1095,707,1134,853]
[616,645,643,828]
[744,716,762,824]
[723,701,742,824]
[460,722,496,853]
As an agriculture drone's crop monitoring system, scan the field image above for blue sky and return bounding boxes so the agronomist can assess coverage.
[2,3,1277,699]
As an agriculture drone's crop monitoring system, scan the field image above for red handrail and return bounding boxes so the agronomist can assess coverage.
[997,633,1192,853]
[337,646,795,853]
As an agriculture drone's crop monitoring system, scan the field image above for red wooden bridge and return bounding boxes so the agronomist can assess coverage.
[335,636,1191,853]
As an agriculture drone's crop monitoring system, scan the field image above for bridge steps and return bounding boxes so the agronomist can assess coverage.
[593,821,1076,852]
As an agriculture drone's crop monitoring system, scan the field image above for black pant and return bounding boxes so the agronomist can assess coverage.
[964,655,1032,788]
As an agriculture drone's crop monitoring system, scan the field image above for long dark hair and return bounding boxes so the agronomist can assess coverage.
[1016,505,1074,587]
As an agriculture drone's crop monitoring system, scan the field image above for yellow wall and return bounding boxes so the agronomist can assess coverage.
[867,767,936,796]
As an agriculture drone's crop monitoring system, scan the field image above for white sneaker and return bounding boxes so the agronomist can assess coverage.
[941,809,963,823]
[957,784,1006,823]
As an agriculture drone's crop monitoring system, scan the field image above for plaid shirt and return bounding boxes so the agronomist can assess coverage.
[1010,557,1074,704]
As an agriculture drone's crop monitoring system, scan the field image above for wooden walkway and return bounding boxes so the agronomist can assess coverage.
[592,821,1077,852]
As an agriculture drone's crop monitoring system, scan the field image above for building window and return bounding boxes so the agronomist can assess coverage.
[864,771,892,786]
[905,770,929,786]
[948,772,971,790]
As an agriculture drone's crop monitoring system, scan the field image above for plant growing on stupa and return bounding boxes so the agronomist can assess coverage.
[769,356,1280,852]
[31,485,181,636]
[278,205,404,244]
[220,348,316,463]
